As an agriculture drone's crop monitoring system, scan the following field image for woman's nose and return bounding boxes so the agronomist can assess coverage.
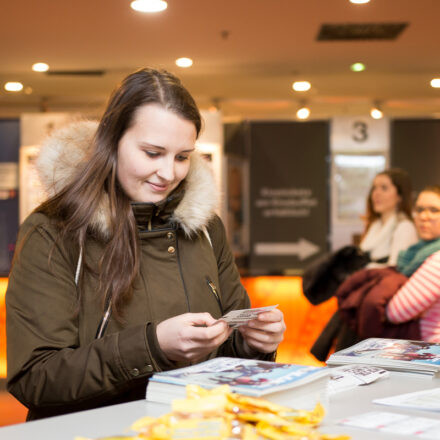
[156,158,175,181]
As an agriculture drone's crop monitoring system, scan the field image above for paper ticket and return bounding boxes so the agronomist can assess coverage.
[219,305,278,328]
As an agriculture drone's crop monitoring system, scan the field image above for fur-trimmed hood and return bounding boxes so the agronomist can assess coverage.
[36,121,219,237]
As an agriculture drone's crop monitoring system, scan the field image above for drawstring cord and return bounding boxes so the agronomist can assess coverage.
[75,246,112,339]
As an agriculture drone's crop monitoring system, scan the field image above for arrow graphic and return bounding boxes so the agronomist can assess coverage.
[254,238,320,260]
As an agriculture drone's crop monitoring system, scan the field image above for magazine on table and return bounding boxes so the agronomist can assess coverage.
[326,338,440,377]
[146,357,329,410]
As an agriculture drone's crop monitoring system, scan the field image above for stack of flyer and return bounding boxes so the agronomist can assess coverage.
[146,357,329,410]
[327,338,440,377]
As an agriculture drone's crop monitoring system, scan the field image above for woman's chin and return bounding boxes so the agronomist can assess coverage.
[133,192,168,204]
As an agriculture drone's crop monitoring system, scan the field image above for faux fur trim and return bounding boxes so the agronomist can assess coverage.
[36,121,219,238]
[36,120,97,197]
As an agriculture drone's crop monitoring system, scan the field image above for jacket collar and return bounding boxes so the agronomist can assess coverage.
[131,186,184,231]
[36,121,219,239]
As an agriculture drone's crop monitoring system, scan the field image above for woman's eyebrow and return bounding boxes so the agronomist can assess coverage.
[139,142,165,150]
[139,143,195,153]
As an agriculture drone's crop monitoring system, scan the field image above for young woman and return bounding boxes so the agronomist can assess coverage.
[6,68,285,420]
[386,186,440,342]
[360,168,418,267]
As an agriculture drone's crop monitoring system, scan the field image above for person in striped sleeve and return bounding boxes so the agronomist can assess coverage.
[386,185,440,343]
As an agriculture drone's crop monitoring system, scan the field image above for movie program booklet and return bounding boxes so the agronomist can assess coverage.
[146,357,329,410]
[326,338,440,377]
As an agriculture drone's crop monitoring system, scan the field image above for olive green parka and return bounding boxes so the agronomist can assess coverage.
[6,122,272,420]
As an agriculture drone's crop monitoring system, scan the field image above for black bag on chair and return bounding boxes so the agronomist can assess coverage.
[302,245,370,305]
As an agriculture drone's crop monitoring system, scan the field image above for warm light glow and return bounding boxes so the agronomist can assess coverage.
[175,57,193,68]
[32,62,49,72]
[292,81,311,92]
[296,107,310,120]
[430,78,440,88]
[1,277,8,378]
[370,107,383,119]
[130,0,167,12]
[349,0,370,4]
[241,275,335,366]
[4,82,23,92]
[24,86,33,95]
[350,62,366,72]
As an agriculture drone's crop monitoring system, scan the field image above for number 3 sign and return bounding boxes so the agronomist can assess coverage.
[331,116,389,153]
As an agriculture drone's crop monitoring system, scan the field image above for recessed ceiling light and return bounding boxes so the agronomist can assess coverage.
[350,0,370,4]
[32,62,49,72]
[130,0,167,13]
[296,107,310,120]
[4,82,23,92]
[292,81,311,92]
[176,57,193,68]
[24,86,33,95]
[350,62,366,72]
[430,78,440,88]
[370,107,383,119]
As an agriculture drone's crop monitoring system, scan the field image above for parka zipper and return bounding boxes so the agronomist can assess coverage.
[206,278,223,315]
[175,234,191,312]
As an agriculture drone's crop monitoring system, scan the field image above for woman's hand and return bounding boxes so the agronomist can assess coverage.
[238,308,286,353]
[156,313,232,362]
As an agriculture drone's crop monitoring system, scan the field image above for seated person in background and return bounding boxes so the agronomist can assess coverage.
[360,168,418,268]
[337,185,440,343]
[308,169,418,360]
[303,168,417,308]
[386,185,440,342]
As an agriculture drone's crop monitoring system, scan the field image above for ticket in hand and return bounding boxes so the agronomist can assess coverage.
[219,305,278,328]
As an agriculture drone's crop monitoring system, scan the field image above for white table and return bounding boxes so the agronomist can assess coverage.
[0,372,438,440]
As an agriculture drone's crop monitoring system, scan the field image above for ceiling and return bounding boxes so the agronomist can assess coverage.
[1,0,440,120]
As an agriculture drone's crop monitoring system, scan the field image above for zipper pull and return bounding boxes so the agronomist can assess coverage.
[208,281,219,300]
[206,278,223,314]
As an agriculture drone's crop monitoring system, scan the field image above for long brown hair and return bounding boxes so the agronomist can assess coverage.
[37,68,202,320]
[364,168,414,235]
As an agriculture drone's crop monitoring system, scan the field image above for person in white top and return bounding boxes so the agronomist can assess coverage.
[360,168,418,267]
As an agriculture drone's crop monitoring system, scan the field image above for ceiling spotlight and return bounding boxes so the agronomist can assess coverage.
[292,81,311,92]
[350,0,370,4]
[350,62,366,72]
[175,57,193,68]
[4,82,23,92]
[370,104,383,119]
[32,62,49,72]
[430,78,440,88]
[130,0,167,13]
[24,86,33,95]
[296,106,310,120]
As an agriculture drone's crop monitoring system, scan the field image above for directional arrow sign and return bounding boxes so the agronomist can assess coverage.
[254,238,320,260]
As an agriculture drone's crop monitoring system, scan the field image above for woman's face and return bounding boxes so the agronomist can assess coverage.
[370,174,401,217]
[117,103,197,203]
[414,191,440,241]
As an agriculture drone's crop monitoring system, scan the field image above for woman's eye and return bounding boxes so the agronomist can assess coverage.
[176,155,189,162]
[145,151,160,158]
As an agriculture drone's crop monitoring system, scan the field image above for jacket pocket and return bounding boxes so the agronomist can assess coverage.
[206,277,223,315]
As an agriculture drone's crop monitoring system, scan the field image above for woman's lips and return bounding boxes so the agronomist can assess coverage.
[147,181,169,192]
